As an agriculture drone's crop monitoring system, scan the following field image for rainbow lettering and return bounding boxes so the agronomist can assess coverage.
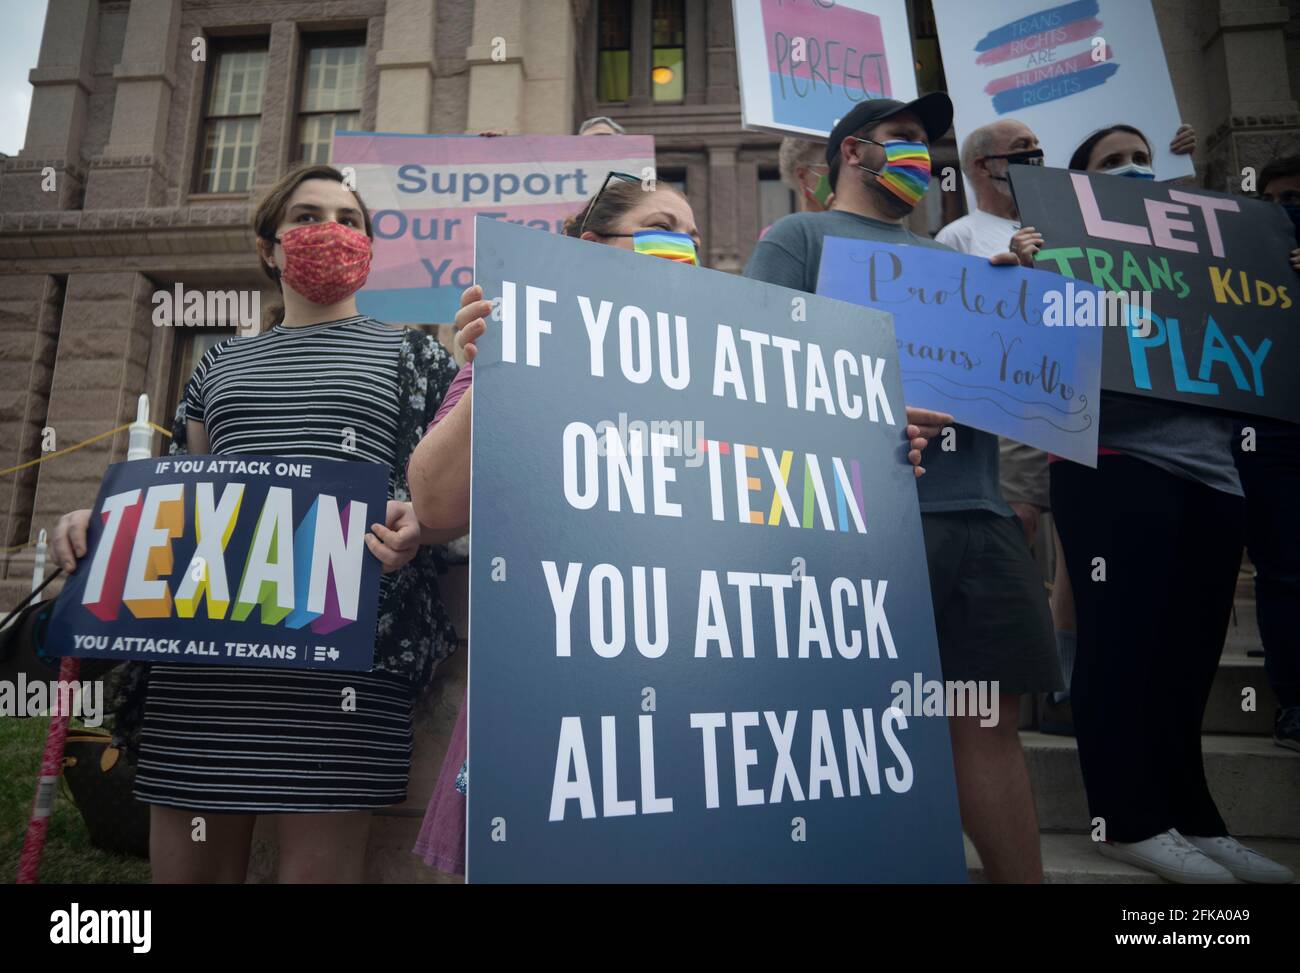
[81,483,369,633]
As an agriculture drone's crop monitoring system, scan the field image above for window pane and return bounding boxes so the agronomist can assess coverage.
[598,0,631,101]
[200,117,260,193]
[598,50,630,102]
[209,49,267,116]
[599,0,631,48]
[297,112,361,164]
[758,172,795,230]
[652,0,684,46]
[651,0,685,102]
[651,47,683,102]
[301,44,365,112]
[656,170,686,196]
[912,1,946,94]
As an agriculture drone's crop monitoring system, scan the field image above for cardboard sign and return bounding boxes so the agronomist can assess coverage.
[467,217,967,883]
[46,456,389,670]
[332,131,656,323]
[733,0,918,137]
[818,237,1103,464]
[1011,165,1298,423]
[933,0,1193,204]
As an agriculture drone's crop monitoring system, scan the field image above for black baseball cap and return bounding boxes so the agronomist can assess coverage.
[825,92,954,183]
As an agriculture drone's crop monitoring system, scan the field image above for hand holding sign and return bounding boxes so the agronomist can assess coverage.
[365,500,423,574]
[52,508,92,574]
[454,283,491,362]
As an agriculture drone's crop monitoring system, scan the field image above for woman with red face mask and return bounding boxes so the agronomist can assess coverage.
[50,164,463,883]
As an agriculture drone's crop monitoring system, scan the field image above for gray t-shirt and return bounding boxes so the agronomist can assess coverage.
[1098,395,1242,496]
[744,210,1011,516]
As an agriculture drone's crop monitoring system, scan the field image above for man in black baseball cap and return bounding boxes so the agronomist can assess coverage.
[824,92,954,194]
[744,91,1063,884]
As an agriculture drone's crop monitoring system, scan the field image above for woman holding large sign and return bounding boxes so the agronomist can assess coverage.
[1012,128,1294,884]
[407,172,939,877]
[50,164,464,883]
[408,173,704,876]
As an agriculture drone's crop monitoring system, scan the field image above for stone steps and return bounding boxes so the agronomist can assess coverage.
[966,832,1300,884]
[1022,731,1300,839]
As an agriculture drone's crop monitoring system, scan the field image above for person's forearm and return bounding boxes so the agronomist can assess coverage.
[409,387,473,529]
[419,522,467,544]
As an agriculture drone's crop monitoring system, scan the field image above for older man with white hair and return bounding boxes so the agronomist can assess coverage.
[938,122,1051,556]
[778,136,833,213]
[937,120,1072,729]
[937,119,1042,258]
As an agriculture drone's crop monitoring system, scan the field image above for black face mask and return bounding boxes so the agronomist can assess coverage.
[984,148,1045,181]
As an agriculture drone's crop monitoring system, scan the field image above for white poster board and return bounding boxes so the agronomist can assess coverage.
[733,0,918,138]
[932,0,1193,185]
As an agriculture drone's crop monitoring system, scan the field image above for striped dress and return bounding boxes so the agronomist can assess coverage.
[132,315,449,812]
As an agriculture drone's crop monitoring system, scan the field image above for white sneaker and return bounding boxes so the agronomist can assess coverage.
[1185,834,1297,884]
[1097,829,1236,883]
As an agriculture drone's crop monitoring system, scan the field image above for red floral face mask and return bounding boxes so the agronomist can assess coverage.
[273,221,373,305]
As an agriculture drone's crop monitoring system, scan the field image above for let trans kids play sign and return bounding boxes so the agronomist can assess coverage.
[45,456,389,671]
[466,217,967,883]
[1011,165,1299,424]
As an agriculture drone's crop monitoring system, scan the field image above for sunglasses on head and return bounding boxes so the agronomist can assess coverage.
[578,170,642,238]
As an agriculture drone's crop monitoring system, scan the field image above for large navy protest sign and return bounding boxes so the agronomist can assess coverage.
[818,238,1103,465]
[332,132,655,323]
[45,456,388,671]
[468,217,966,883]
[1011,165,1298,423]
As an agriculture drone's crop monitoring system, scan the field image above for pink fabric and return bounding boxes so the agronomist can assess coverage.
[413,691,467,875]
[430,360,473,431]
[413,360,472,876]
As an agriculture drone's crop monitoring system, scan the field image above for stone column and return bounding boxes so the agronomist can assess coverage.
[465,0,526,133]
[29,272,159,537]
[0,0,97,211]
[706,0,737,105]
[84,0,182,209]
[376,0,438,134]
[707,144,741,273]
[252,21,301,191]
[521,0,577,134]
[0,276,61,561]
[1192,1,1299,191]
[684,0,707,106]
[628,0,653,108]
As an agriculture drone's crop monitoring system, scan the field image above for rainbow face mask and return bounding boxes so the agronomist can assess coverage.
[631,229,699,265]
[805,172,833,207]
[856,138,932,207]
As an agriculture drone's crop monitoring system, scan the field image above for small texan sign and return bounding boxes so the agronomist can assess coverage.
[45,455,389,670]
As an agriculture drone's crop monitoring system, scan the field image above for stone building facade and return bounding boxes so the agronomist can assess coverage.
[0,0,1297,881]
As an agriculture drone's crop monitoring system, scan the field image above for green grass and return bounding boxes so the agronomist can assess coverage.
[1,716,150,884]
